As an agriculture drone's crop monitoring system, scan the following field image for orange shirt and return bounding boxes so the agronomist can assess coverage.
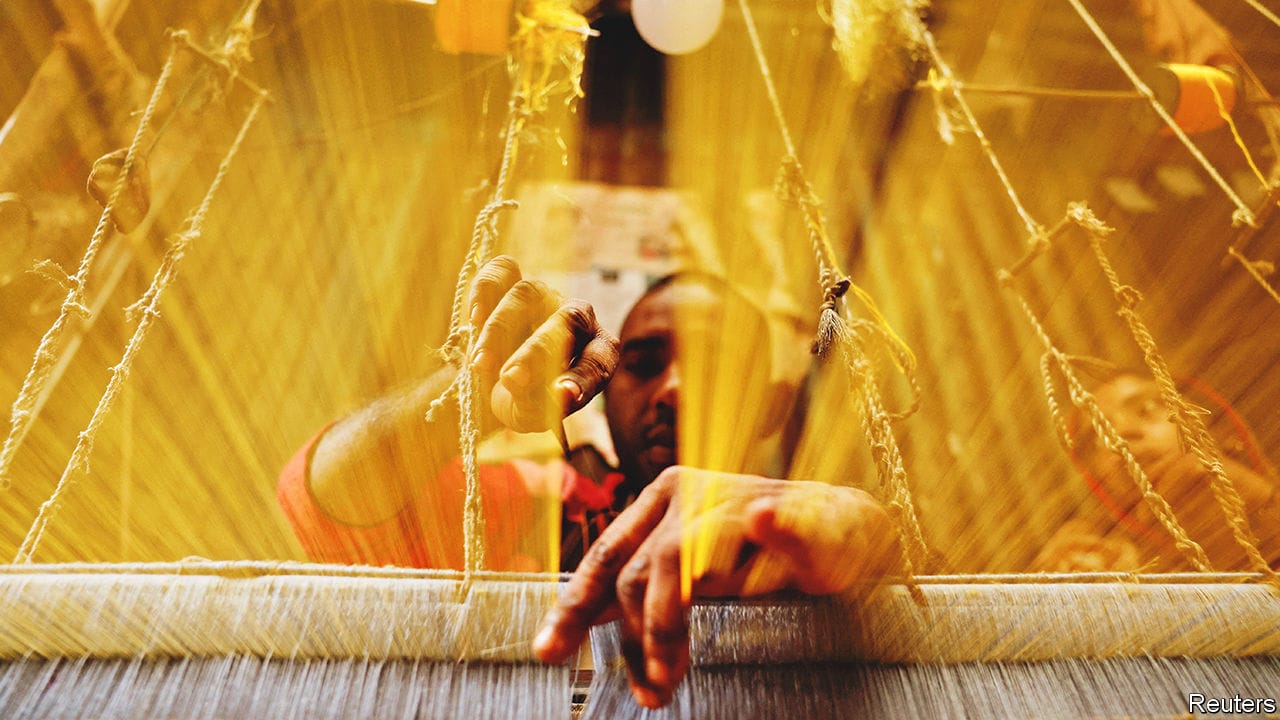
[277,427,625,572]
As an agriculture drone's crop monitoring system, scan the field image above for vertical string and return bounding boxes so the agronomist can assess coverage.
[429,2,591,579]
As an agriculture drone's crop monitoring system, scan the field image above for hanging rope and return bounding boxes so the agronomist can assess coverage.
[425,1,590,579]
[0,38,180,492]
[16,90,268,563]
[1074,204,1276,581]
[1007,289,1213,572]
[925,10,1267,574]
[739,0,928,581]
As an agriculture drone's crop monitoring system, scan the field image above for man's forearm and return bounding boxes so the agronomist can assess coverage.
[308,366,463,526]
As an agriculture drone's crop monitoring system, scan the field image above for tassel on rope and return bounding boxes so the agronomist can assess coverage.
[740,0,929,590]
[813,277,851,356]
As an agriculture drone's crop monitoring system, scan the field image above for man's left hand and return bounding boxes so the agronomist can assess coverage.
[531,466,901,708]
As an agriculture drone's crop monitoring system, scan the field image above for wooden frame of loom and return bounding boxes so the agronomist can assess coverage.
[1,563,1277,717]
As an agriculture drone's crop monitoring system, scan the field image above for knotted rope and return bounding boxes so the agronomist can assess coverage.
[739,0,929,582]
[425,1,589,579]
[16,85,268,563]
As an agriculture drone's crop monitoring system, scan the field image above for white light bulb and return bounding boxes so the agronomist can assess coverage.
[631,0,724,55]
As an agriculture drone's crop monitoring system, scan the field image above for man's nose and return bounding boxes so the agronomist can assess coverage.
[1112,414,1145,441]
[654,361,680,410]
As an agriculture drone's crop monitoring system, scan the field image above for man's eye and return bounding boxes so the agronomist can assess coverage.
[1138,397,1166,420]
[623,351,666,379]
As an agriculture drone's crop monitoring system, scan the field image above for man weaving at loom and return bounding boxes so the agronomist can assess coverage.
[1033,365,1280,574]
[278,255,902,708]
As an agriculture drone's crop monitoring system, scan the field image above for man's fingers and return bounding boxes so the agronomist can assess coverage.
[641,518,689,704]
[617,534,663,708]
[557,325,620,414]
[494,300,619,430]
[467,256,521,331]
[472,279,559,377]
[532,473,678,664]
[744,484,899,595]
[494,304,579,432]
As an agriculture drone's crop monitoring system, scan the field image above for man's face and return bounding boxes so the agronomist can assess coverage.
[1083,374,1181,511]
[1091,374,1180,466]
[604,279,771,488]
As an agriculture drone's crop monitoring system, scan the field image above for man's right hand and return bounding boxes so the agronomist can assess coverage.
[468,256,620,433]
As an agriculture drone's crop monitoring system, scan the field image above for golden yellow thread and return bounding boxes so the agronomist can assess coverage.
[739,0,928,584]
[1206,76,1270,190]
[16,89,268,563]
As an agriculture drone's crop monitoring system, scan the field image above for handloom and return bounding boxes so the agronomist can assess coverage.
[0,565,1278,717]
[1,0,1279,718]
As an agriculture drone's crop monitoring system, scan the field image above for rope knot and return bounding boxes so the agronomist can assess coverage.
[438,324,473,366]
[774,155,817,206]
[1066,202,1112,235]
[1231,207,1257,228]
[821,276,851,311]
[475,199,520,231]
[1114,284,1143,308]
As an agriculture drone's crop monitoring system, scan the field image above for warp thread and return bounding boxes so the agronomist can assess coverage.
[0,37,180,492]
[14,90,268,564]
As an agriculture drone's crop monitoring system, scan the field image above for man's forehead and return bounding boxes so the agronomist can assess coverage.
[1096,374,1159,409]
[618,280,729,342]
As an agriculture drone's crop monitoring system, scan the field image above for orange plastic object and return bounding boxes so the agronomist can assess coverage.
[1156,63,1238,136]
